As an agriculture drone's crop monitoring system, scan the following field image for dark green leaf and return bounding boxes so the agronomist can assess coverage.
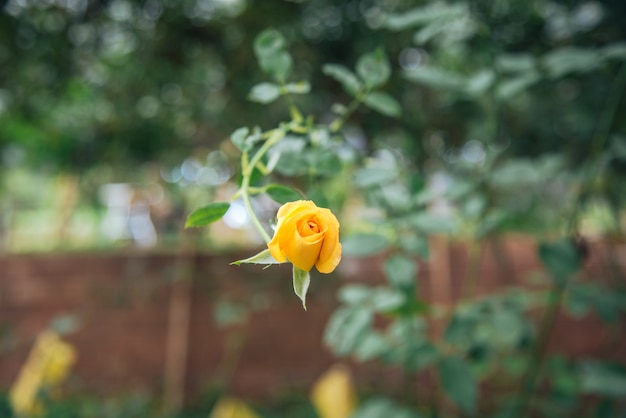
[185,202,230,227]
[363,91,402,118]
[438,356,478,414]
[539,239,580,281]
[265,184,302,204]
[356,49,391,89]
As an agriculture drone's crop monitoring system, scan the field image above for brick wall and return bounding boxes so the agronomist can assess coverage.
[0,237,624,402]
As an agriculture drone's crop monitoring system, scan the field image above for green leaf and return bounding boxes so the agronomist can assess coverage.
[408,212,458,234]
[231,127,249,151]
[357,49,391,89]
[363,91,402,118]
[384,254,418,293]
[354,167,397,188]
[284,81,311,94]
[338,284,372,306]
[293,265,311,310]
[384,3,466,31]
[579,360,626,398]
[231,249,281,266]
[253,29,292,82]
[322,64,363,95]
[539,239,580,281]
[254,28,286,57]
[265,184,302,204]
[438,356,478,414]
[354,331,389,362]
[542,47,599,78]
[404,66,465,91]
[398,234,430,259]
[324,307,373,356]
[351,397,424,418]
[249,82,281,103]
[342,232,390,257]
[496,73,541,100]
[185,202,230,227]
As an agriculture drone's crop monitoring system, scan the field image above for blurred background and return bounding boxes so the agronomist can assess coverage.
[1,0,626,417]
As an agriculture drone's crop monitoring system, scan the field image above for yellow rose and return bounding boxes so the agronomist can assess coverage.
[268,200,342,273]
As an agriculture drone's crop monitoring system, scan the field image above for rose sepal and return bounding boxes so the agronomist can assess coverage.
[231,249,282,267]
[292,265,311,311]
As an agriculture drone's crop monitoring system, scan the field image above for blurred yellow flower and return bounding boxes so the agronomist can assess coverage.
[9,330,76,417]
[268,200,342,273]
[210,397,261,418]
[311,364,358,418]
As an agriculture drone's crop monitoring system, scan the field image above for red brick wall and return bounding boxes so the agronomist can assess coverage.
[0,237,624,401]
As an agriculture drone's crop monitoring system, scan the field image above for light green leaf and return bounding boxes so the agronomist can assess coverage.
[185,202,230,227]
[497,53,536,73]
[409,212,458,234]
[342,232,390,257]
[542,47,599,78]
[579,360,626,398]
[265,184,302,204]
[293,265,311,310]
[253,28,286,57]
[338,284,372,305]
[231,127,249,151]
[398,234,430,259]
[284,81,311,94]
[231,249,281,266]
[496,73,541,100]
[384,3,466,30]
[404,66,466,91]
[253,29,292,82]
[601,42,626,61]
[438,356,478,414]
[384,254,418,292]
[354,167,397,187]
[324,307,373,356]
[323,64,363,95]
[249,82,281,103]
[363,91,402,118]
[357,49,391,89]
[354,331,389,362]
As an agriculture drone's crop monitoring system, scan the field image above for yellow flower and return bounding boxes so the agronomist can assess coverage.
[268,200,341,273]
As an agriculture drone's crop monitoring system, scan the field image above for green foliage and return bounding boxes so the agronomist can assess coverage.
[185,202,230,228]
[438,356,478,414]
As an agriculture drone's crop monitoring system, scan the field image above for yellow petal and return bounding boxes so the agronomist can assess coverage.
[283,228,324,271]
[315,208,342,274]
